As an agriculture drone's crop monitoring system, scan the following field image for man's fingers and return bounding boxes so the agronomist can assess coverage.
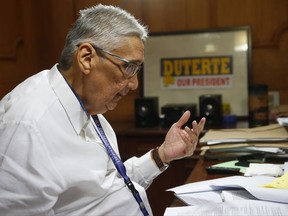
[198,117,206,131]
[174,111,190,128]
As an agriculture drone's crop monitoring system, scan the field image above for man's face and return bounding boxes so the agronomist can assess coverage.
[82,36,144,115]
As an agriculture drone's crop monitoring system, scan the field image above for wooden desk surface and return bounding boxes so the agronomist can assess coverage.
[184,156,236,183]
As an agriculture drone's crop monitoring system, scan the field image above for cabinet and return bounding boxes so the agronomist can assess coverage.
[111,121,199,216]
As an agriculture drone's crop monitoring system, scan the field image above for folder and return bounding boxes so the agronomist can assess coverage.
[200,124,288,145]
[200,124,288,151]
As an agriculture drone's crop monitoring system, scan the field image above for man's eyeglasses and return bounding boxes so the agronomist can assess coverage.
[91,44,142,79]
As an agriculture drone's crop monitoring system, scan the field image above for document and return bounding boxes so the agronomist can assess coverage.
[262,172,288,189]
[200,124,288,145]
[175,191,223,206]
[167,175,288,203]
[175,189,257,206]
[244,163,284,177]
[220,189,257,201]
[164,200,288,216]
[277,117,288,126]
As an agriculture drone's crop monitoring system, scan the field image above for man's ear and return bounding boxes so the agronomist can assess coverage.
[77,44,96,74]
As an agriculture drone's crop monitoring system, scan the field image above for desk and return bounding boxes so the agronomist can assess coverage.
[185,156,234,183]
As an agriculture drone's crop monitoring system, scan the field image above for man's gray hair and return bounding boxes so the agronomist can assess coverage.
[58,4,148,70]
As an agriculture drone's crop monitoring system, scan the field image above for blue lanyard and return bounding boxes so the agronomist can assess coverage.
[69,87,149,216]
[92,115,149,216]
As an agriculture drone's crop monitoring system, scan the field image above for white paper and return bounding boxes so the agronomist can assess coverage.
[221,189,257,201]
[277,117,288,126]
[167,175,288,203]
[167,175,272,194]
[212,179,288,203]
[176,189,260,206]
[175,191,223,205]
[164,200,288,216]
[244,163,284,177]
[245,147,284,153]
[205,137,288,145]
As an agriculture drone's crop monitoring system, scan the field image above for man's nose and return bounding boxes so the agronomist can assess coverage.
[128,75,139,90]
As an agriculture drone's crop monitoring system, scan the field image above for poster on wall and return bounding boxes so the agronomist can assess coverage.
[144,26,251,117]
[160,55,233,89]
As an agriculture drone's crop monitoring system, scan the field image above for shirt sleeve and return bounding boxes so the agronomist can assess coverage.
[97,114,163,190]
[0,121,61,216]
[124,151,163,189]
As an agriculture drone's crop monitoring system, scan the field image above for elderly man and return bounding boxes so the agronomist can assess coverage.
[0,4,205,216]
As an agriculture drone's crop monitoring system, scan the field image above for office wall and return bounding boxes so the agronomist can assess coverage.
[1,0,288,121]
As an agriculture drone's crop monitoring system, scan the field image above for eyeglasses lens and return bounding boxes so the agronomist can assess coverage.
[125,64,139,78]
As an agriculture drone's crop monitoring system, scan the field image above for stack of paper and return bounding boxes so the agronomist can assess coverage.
[277,117,288,126]
[165,175,288,216]
[164,200,288,216]
[199,124,288,156]
[274,104,288,117]
[167,175,288,203]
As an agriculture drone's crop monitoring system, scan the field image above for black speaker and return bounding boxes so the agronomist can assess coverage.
[161,103,197,128]
[134,97,159,127]
[199,94,222,126]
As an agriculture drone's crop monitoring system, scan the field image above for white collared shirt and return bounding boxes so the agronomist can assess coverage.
[0,64,161,216]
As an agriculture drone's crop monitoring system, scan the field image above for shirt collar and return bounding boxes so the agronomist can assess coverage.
[47,64,89,135]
